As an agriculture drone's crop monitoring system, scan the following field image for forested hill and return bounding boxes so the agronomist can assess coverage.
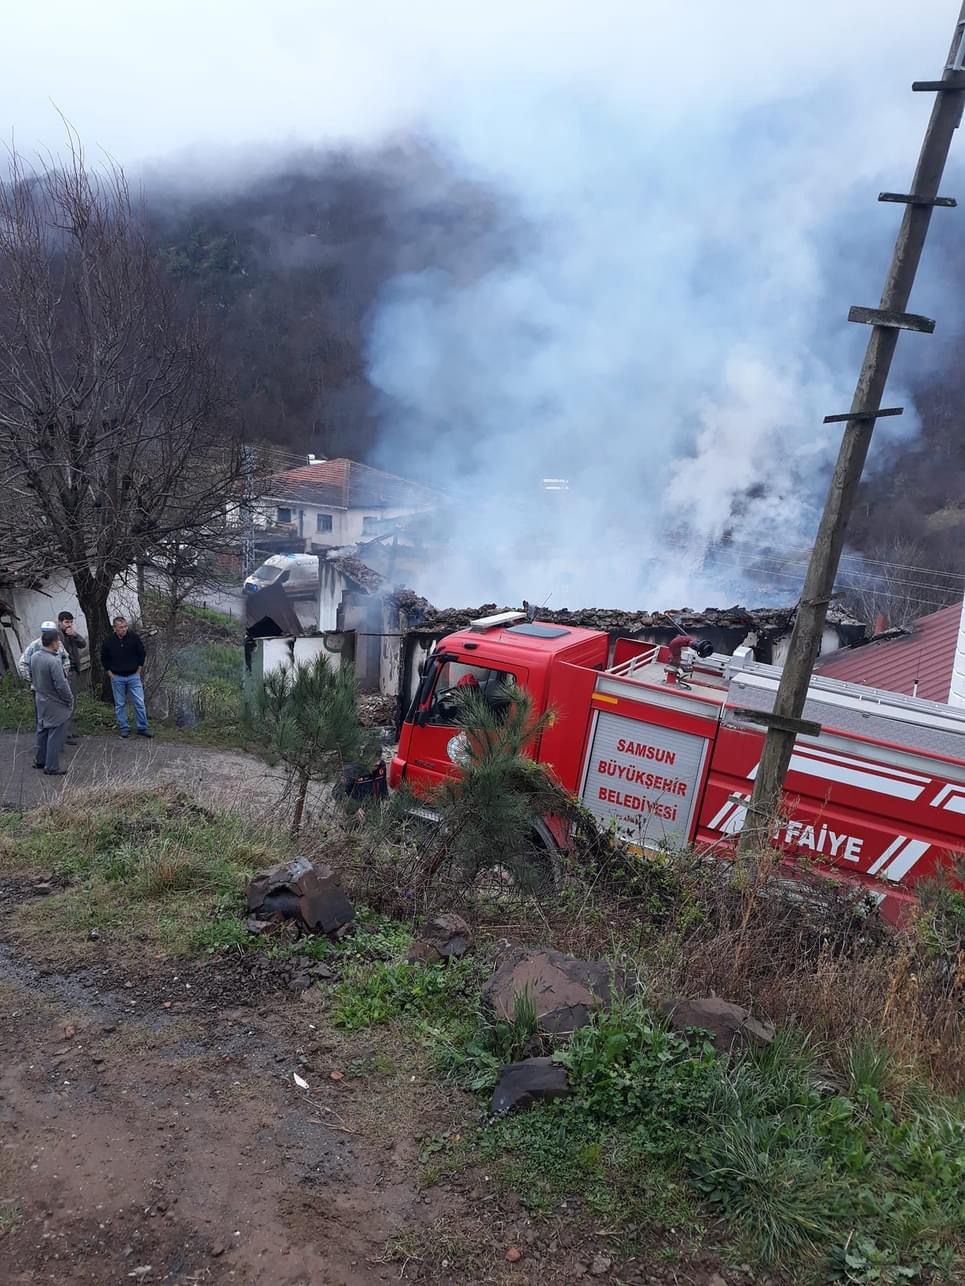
[148,147,965,587]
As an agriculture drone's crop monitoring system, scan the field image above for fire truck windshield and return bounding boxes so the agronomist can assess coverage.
[424,660,517,726]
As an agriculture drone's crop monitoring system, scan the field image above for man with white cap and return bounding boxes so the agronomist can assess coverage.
[17,622,71,731]
[29,624,74,775]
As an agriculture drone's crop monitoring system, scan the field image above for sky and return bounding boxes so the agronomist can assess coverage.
[4,2,963,608]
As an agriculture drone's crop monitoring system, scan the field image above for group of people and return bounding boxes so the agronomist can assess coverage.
[17,614,151,775]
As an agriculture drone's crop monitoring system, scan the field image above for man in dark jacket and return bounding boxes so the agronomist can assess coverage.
[57,610,87,745]
[30,627,74,775]
[100,616,152,739]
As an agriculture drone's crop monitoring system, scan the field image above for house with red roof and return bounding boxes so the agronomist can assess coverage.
[257,457,440,549]
[815,599,965,706]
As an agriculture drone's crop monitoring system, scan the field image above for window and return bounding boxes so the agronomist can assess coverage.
[361,515,380,534]
[316,512,333,533]
[276,506,292,525]
[425,661,518,726]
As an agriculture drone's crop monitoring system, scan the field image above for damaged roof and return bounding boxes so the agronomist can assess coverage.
[267,459,440,512]
[403,603,853,637]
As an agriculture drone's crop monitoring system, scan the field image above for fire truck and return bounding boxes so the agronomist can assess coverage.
[389,610,965,920]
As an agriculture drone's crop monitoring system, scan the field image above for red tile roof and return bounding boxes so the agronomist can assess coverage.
[268,458,439,511]
[815,601,962,703]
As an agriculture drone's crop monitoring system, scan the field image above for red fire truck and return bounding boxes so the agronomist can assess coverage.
[389,610,965,921]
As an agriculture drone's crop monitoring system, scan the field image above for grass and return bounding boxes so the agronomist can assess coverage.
[3,785,284,956]
[433,999,964,1281]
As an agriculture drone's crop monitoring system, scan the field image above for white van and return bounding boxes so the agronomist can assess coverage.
[243,554,319,597]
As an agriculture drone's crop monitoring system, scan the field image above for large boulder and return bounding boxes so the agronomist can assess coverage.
[661,997,775,1055]
[246,857,354,937]
[491,1057,571,1114]
[483,948,626,1035]
[407,913,473,964]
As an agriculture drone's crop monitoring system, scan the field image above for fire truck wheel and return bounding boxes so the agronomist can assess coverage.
[528,823,563,893]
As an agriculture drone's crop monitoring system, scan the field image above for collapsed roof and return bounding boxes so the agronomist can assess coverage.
[401,602,864,638]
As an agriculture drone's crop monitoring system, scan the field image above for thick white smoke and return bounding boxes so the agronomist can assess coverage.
[363,4,949,608]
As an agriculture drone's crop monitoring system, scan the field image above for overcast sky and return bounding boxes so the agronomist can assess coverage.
[2,1,959,171]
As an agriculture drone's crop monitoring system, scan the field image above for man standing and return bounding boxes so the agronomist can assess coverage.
[100,616,152,739]
[57,611,87,746]
[30,627,74,775]
[17,623,70,731]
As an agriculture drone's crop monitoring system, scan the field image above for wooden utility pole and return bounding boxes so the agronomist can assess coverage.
[738,5,965,856]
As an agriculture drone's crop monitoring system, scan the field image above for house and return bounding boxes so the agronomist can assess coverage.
[815,600,964,705]
[255,457,440,551]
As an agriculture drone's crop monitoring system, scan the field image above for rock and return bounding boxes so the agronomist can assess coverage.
[661,997,775,1055]
[33,882,53,895]
[590,1253,612,1276]
[407,940,443,964]
[309,962,336,979]
[287,972,312,995]
[505,1247,522,1263]
[490,1057,571,1114]
[246,857,354,937]
[708,1275,728,1286]
[409,913,473,962]
[483,949,627,1035]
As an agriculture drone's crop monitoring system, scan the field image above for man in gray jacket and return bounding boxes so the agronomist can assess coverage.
[29,627,74,775]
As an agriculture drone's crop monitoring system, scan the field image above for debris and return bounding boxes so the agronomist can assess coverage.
[127,1270,153,1281]
[590,1253,613,1276]
[287,971,313,996]
[483,949,629,1035]
[491,1058,571,1114]
[707,1275,728,1286]
[661,997,775,1055]
[246,857,354,937]
[87,928,100,941]
[62,1024,76,1040]
[293,1072,309,1090]
[505,1247,523,1262]
[32,881,53,895]
[408,912,473,964]
[329,1070,344,1082]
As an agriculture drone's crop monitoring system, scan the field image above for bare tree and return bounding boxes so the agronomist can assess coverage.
[838,539,960,632]
[0,134,244,686]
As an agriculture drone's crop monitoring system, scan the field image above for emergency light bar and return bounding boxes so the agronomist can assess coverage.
[468,610,527,632]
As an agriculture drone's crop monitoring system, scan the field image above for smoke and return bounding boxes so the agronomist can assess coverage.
[363,3,952,608]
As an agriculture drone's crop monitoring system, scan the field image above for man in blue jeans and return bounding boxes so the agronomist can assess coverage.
[100,616,152,739]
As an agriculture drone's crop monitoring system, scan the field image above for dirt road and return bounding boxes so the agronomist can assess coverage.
[0,916,466,1286]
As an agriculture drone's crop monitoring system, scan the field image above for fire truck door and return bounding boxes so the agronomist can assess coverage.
[409,658,529,793]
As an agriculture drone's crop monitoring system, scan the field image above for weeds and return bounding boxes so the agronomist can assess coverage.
[452,996,965,1278]
[3,785,279,955]
[330,956,479,1032]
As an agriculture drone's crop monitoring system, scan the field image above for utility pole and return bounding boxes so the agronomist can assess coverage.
[241,443,256,579]
[738,5,965,857]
